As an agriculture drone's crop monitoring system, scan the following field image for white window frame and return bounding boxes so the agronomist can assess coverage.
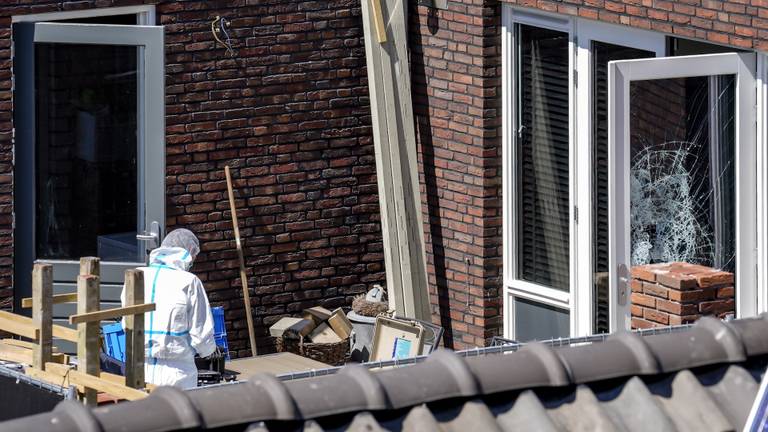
[501,7,575,340]
[501,5,768,339]
[608,53,758,330]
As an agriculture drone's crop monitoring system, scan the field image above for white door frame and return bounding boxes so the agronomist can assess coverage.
[608,53,757,330]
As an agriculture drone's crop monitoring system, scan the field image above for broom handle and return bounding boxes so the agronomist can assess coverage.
[225,166,258,357]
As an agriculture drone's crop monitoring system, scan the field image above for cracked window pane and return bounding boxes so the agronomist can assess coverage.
[629,75,736,273]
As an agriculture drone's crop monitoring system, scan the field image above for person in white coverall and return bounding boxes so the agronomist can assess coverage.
[122,228,216,389]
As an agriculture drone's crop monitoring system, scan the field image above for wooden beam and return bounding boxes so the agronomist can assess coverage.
[26,366,85,393]
[32,263,53,370]
[0,341,67,365]
[360,0,431,320]
[45,363,148,401]
[2,338,59,352]
[0,311,40,340]
[124,269,145,390]
[77,274,100,406]
[53,324,78,343]
[0,311,76,342]
[68,303,155,325]
[20,293,77,309]
[369,0,387,43]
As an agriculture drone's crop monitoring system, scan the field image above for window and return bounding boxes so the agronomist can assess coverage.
[504,7,768,339]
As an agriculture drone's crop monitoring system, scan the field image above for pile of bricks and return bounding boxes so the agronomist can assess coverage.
[630,262,734,329]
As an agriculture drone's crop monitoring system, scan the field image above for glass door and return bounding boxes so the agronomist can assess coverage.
[13,22,164,348]
[608,53,757,330]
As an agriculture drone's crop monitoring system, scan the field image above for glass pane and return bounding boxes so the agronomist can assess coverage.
[35,43,140,262]
[514,297,569,341]
[629,76,736,272]
[592,42,655,334]
[516,24,570,291]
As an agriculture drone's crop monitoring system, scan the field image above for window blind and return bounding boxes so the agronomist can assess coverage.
[516,25,570,292]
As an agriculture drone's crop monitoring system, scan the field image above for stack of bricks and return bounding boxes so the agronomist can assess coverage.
[630,262,734,329]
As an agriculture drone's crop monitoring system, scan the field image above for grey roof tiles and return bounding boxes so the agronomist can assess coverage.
[2,315,767,431]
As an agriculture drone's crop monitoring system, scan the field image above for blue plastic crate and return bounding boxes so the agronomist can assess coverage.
[101,307,231,362]
[102,322,126,363]
[211,306,230,360]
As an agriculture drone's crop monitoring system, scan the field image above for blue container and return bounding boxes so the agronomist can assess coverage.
[102,322,126,363]
[101,307,231,362]
[211,306,230,360]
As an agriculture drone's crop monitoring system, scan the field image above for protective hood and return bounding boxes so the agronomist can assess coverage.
[148,246,194,271]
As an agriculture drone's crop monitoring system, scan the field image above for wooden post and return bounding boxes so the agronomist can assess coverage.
[360,0,431,320]
[77,273,100,406]
[80,257,100,278]
[124,269,145,389]
[31,263,53,370]
[225,165,258,356]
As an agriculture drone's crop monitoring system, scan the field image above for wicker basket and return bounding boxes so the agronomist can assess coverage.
[276,335,349,366]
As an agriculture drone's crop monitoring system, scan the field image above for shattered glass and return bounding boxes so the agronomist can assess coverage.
[629,75,736,272]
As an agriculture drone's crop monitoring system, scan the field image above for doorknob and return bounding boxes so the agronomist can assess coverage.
[136,221,161,249]
[617,263,629,306]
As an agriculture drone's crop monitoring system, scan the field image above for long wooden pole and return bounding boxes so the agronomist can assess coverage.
[225,166,258,357]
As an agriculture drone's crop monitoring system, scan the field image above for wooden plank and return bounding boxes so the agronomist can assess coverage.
[53,323,78,343]
[26,367,85,393]
[2,339,59,353]
[21,293,78,309]
[69,303,155,325]
[225,165,258,357]
[0,341,66,365]
[0,311,40,340]
[124,269,145,390]
[32,263,53,370]
[226,353,330,377]
[369,0,387,43]
[360,0,431,320]
[77,274,100,406]
[45,363,148,401]
[0,311,75,342]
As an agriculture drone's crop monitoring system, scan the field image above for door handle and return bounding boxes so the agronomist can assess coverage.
[136,221,161,249]
[617,263,629,306]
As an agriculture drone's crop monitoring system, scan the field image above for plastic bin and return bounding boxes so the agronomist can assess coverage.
[102,307,231,362]
[211,306,230,360]
[102,322,126,363]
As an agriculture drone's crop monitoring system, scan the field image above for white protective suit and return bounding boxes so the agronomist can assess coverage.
[122,244,216,389]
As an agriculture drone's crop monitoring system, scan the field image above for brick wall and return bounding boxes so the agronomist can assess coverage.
[630,262,735,329]
[410,1,503,349]
[0,0,384,356]
[503,0,768,51]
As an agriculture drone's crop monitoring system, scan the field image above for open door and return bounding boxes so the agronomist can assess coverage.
[608,53,757,331]
[13,22,165,349]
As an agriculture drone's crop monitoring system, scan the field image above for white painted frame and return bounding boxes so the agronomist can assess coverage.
[757,53,768,314]
[572,21,665,336]
[502,6,667,339]
[608,53,757,330]
[502,7,574,340]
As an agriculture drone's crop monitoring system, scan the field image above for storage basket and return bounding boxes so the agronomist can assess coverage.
[276,335,349,366]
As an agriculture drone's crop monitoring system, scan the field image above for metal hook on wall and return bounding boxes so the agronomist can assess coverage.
[211,16,236,57]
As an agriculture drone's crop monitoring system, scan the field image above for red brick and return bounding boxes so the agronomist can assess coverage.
[717,286,735,298]
[656,271,699,290]
[696,271,734,288]
[630,265,657,282]
[668,288,716,303]
[631,292,656,308]
[631,305,645,317]
[632,318,657,330]
[699,299,735,315]
[656,299,698,315]
[644,308,670,325]
[643,282,669,299]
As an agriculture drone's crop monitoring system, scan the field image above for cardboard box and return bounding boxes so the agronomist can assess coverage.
[302,306,332,325]
[327,308,353,339]
[308,323,342,344]
[269,317,315,339]
[370,316,424,361]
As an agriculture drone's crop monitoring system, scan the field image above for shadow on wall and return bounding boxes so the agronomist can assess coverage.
[410,5,455,349]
